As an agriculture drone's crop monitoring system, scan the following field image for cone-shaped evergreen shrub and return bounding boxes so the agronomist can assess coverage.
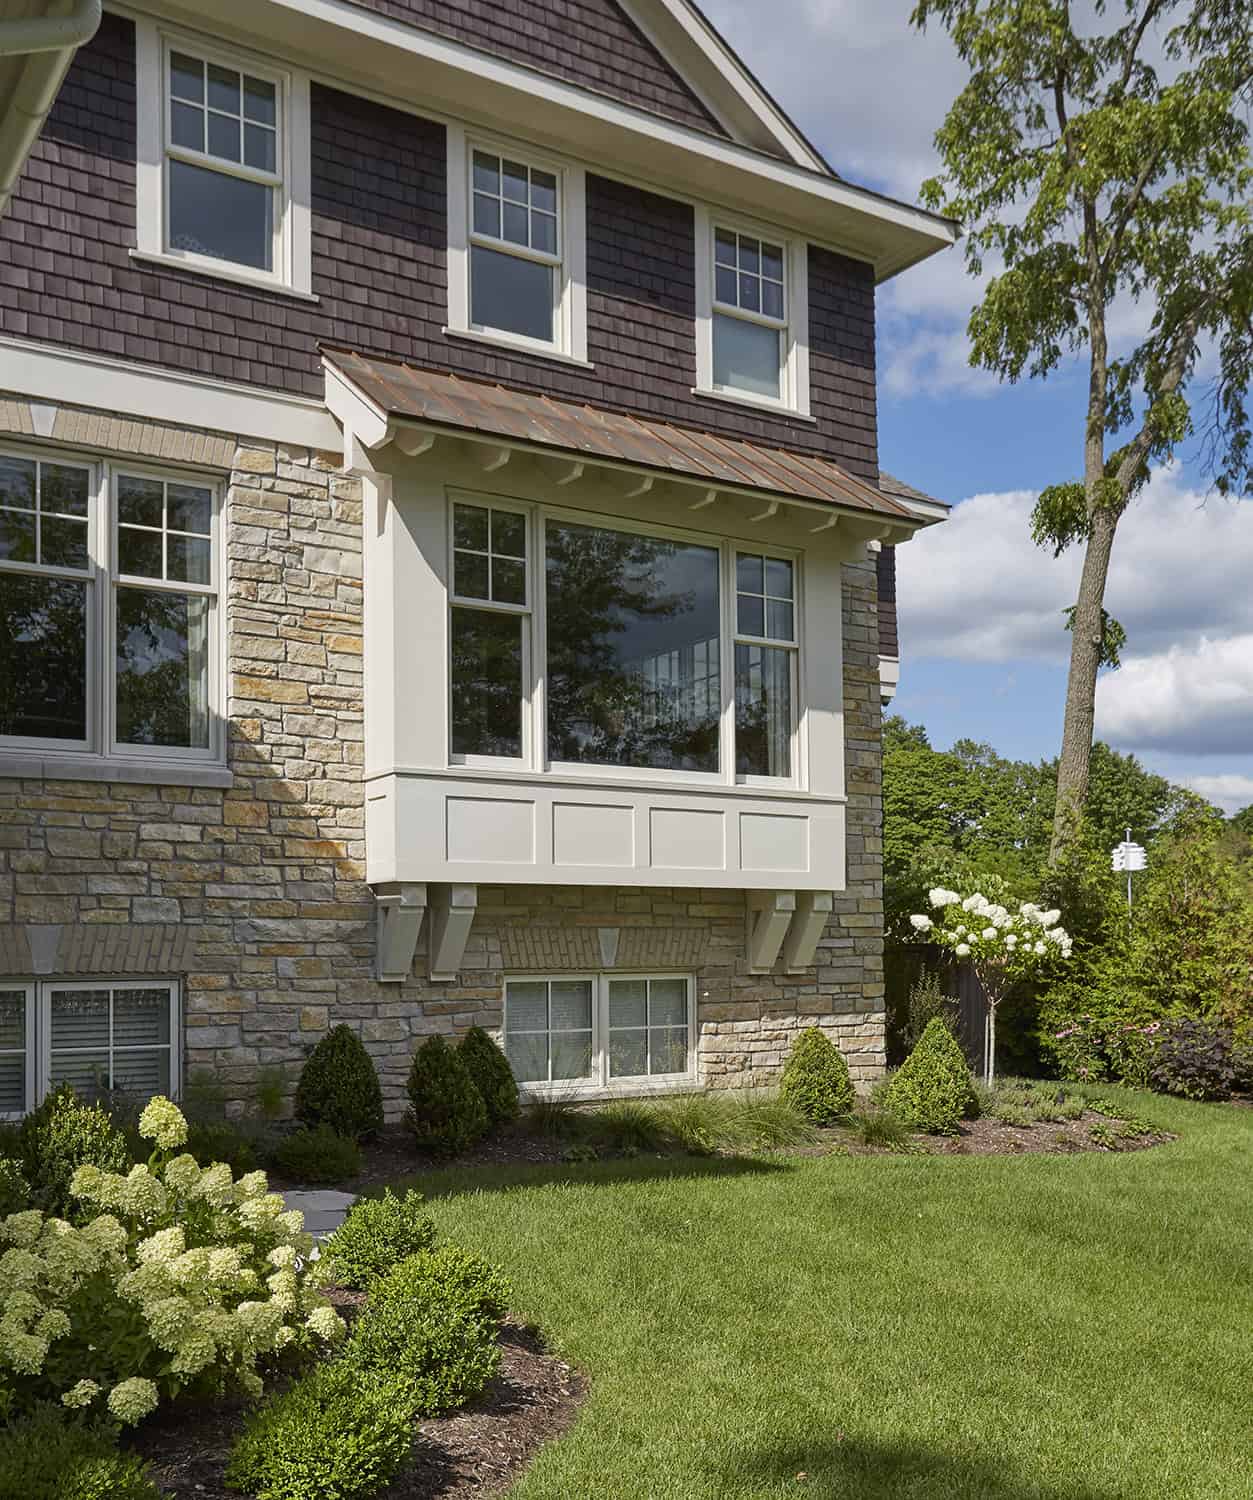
[405,1035,488,1154]
[883,1017,976,1135]
[458,1027,519,1130]
[779,1027,856,1124]
[294,1024,384,1141]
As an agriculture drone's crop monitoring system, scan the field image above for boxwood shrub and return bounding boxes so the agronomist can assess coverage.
[344,1247,510,1416]
[225,1360,415,1500]
[882,1017,977,1135]
[0,1156,30,1215]
[320,1189,437,1291]
[779,1027,856,1124]
[17,1086,132,1218]
[458,1026,519,1130]
[404,1035,487,1154]
[295,1025,385,1142]
[267,1124,362,1184]
[0,1405,161,1500]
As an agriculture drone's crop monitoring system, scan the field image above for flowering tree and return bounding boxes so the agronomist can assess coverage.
[910,890,1074,1085]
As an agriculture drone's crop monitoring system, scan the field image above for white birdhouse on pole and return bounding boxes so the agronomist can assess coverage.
[1111,828,1147,911]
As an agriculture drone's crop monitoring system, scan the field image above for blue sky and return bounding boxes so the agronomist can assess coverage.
[702,0,1253,812]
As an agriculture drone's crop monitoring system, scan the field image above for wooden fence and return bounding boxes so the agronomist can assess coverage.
[884,945,989,1071]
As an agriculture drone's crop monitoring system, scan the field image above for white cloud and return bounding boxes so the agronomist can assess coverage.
[897,464,1253,663]
[1095,637,1253,756]
[1185,774,1253,816]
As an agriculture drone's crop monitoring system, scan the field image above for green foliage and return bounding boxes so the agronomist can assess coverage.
[0,1406,161,1500]
[17,1085,132,1218]
[344,1247,509,1415]
[457,1026,519,1130]
[851,1110,910,1149]
[0,1156,29,1215]
[254,1066,288,1123]
[903,969,958,1052]
[295,1025,385,1142]
[1063,603,1126,669]
[588,1100,674,1153]
[268,1125,362,1184]
[404,1035,488,1155]
[883,1019,977,1135]
[185,1118,263,1177]
[321,1189,436,1291]
[521,1096,585,1141]
[779,1028,856,1125]
[225,1360,415,1500]
[1150,1018,1237,1102]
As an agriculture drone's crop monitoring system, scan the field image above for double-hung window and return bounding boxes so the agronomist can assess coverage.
[446,127,587,361]
[696,209,809,415]
[0,446,223,765]
[503,974,694,1090]
[133,21,312,294]
[447,497,800,785]
[1,980,181,1119]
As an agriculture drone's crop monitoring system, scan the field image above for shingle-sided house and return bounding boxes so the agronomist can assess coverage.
[0,0,955,1118]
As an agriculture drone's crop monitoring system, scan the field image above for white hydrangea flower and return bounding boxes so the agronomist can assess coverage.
[267,1245,299,1269]
[955,942,971,957]
[233,1171,269,1203]
[909,913,933,931]
[981,927,998,941]
[191,1162,234,1206]
[163,1154,202,1195]
[108,1377,159,1425]
[120,1166,169,1220]
[61,1379,101,1409]
[305,1304,346,1341]
[1005,933,1018,947]
[1,1211,46,1248]
[929,888,961,908]
[138,1096,189,1151]
[1039,909,1061,928]
[1034,941,1047,955]
[7,1331,48,1374]
[81,1215,127,1256]
[137,1226,186,1264]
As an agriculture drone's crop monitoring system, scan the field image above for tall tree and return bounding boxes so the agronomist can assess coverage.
[912,0,1253,862]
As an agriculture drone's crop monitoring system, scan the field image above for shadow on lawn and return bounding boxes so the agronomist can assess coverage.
[373,1152,793,1203]
[715,1435,1121,1500]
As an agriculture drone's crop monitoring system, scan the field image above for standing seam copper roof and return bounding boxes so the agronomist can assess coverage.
[323,347,916,522]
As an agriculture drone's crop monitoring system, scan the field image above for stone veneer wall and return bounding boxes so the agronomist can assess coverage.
[0,414,886,1118]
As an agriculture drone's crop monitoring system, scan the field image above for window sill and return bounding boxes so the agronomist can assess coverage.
[692,386,816,424]
[0,753,234,789]
[372,763,845,805]
[519,1076,702,1104]
[129,250,320,304]
[443,326,594,369]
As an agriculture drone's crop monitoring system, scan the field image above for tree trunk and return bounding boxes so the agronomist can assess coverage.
[1050,503,1119,863]
[984,1002,997,1087]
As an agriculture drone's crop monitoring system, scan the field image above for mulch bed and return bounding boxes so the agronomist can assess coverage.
[129,1319,587,1500]
[809,1109,1174,1158]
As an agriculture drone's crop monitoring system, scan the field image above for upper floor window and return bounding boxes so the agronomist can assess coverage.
[446,127,588,363]
[695,209,810,417]
[0,447,223,765]
[133,21,312,296]
[446,497,801,786]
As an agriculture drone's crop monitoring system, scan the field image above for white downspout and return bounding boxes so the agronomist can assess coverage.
[0,0,101,215]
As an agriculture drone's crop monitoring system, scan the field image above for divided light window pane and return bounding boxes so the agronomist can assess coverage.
[0,991,27,1116]
[470,245,553,344]
[712,312,781,400]
[735,643,792,778]
[469,149,559,345]
[545,520,721,773]
[608,977,689,1079]
[449,608,523,758]
[504,979,594,1084]
[0,577,88,742]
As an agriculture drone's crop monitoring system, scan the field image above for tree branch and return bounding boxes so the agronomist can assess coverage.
[1114,311,1203,492]
[1117,0,1167,95]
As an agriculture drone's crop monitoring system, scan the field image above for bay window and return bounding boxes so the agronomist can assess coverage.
[447,498,799,783]
[0,446,223,766]
[504,974,694,1089]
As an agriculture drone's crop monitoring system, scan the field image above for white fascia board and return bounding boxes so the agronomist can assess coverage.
[0,336,341,450]
[616,0,828,171]
[132,0,957,282]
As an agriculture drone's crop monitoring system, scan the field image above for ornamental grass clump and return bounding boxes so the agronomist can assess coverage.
[0,1095,344,1425]
[910,889,1074,1084]
[457,1027,520,1130]
[295,1025,385,1142]
[779,1027,856,1124]
[320,1188,436,1291]
[883,1018,977,1136]
[405,1035,488,1154]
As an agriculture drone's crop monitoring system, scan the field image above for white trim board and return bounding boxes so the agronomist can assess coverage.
[0,337,341,451]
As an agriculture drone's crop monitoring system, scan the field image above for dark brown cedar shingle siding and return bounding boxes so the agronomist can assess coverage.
[0,20,878,483]
[877,543,898,659]
[346,0,727,137]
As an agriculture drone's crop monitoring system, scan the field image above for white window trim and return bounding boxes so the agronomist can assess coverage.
[445,124,588,364]
[3,978,181,1116]
[694,204,810,419]
[504,972,696,1097]
[134,16,313,298]
[0,442,228,771]
[444,491,804,790]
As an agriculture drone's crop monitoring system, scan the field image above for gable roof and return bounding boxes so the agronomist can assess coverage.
[879,469,949,520]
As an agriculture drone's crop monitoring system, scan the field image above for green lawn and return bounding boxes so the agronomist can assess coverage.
[387,1089,1253,1500]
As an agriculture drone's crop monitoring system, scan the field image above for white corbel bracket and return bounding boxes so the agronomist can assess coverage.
[375,883,427,983]
[745,890,796,974]
[783,890,834,972]
[429,884,478,982]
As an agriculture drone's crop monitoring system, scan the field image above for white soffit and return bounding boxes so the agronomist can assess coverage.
[135,0,958,281]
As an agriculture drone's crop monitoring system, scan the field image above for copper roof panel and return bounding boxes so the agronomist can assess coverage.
[324,348,916,522]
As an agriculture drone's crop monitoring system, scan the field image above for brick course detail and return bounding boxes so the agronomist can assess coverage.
[0,427,886,1116]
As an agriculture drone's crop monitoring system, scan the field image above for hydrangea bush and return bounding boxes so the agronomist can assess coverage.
[910,889,1074,1083]
[0,1096,344,1425]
